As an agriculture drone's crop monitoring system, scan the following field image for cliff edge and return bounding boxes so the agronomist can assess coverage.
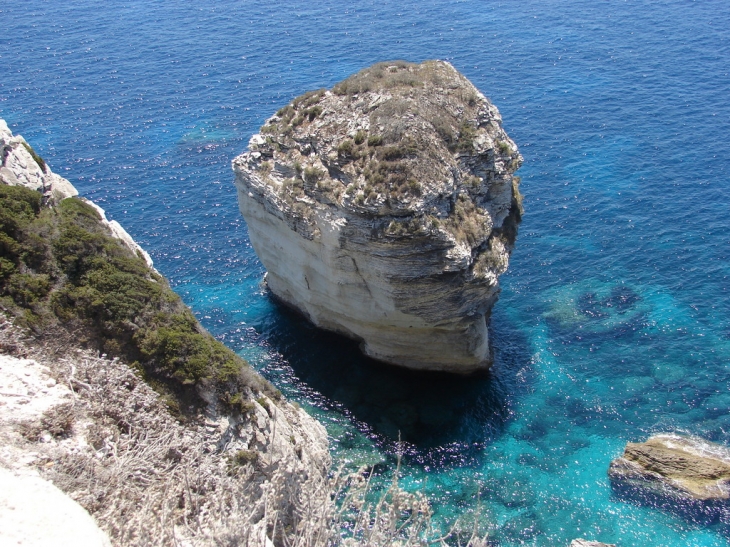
[1,120,330,546]
[233,60,522,373]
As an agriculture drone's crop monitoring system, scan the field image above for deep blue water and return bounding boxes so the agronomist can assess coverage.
[3,1,730,545]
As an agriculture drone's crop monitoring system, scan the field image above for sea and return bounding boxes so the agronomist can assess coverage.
[2,1,730,545]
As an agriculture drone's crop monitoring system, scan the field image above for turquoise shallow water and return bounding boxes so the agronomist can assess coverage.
[3,1,730,545]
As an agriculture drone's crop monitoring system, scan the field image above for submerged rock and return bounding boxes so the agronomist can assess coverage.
[569,541,616,547]
[233,60,522,373]
[609,434,730,505]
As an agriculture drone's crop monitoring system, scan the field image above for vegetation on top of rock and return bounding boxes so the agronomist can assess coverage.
[21,142,46,172]
[332,60,428,95]
[233,61,523,372]
[243,59,522,249]
[0,185,278,414]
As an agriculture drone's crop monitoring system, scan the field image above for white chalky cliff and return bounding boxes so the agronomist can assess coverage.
[233,61,522,373]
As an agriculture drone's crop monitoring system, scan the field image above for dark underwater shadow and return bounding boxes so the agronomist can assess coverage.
[250,293,534,466]
[610,480,730,538]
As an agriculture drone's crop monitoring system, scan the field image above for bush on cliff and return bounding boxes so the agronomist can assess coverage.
[0,185,277,413]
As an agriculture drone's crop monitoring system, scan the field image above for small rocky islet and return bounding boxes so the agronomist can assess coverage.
[231,60,730,543]
[233,59,523,373]
[609,434,730,514]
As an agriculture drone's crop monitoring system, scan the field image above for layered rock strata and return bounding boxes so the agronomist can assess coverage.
[609,434,730,503]
[233,60,522,373]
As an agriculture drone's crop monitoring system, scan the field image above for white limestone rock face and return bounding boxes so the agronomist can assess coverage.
[0,353,111,547]
[0,468,112,547]
[233,61,522,373]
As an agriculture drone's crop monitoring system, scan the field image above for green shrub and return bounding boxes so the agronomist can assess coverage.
[303,166,324,183]
[455,122,477,152]
[305,105,323,121]
[0,185,42,238]
[0,257,16,280]
[6,273,51,307]
[292,89,325,109]
[256,396,271,414]
[232,449,258,466]
[225,392,255,414]
[367,135,383,147]
[276,105,294,118]
[337,139,354,156]
[259,161,273,177]
[407,180,422,196]
[0,189,278,414]
[22,142,46,172]
[353,130,366,145]
[432,116,455,148]
[378,146,405,161]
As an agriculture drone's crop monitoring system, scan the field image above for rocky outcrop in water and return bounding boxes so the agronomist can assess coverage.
[0,120,155,270]
[233,60,522,373]
[609,434,730,504]
[569,540,616,547]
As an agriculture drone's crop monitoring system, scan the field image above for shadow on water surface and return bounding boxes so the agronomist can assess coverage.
[610,481,730,538]
[253,296,534,464]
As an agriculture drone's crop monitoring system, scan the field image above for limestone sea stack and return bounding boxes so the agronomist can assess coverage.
[233,61,523,373]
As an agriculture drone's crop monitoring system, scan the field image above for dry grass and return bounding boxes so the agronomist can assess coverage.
[330,453,490,547]
[1,318,493,546]
[0,319,331,546]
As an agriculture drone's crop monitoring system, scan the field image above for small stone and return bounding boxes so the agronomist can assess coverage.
[570,541,616,547]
